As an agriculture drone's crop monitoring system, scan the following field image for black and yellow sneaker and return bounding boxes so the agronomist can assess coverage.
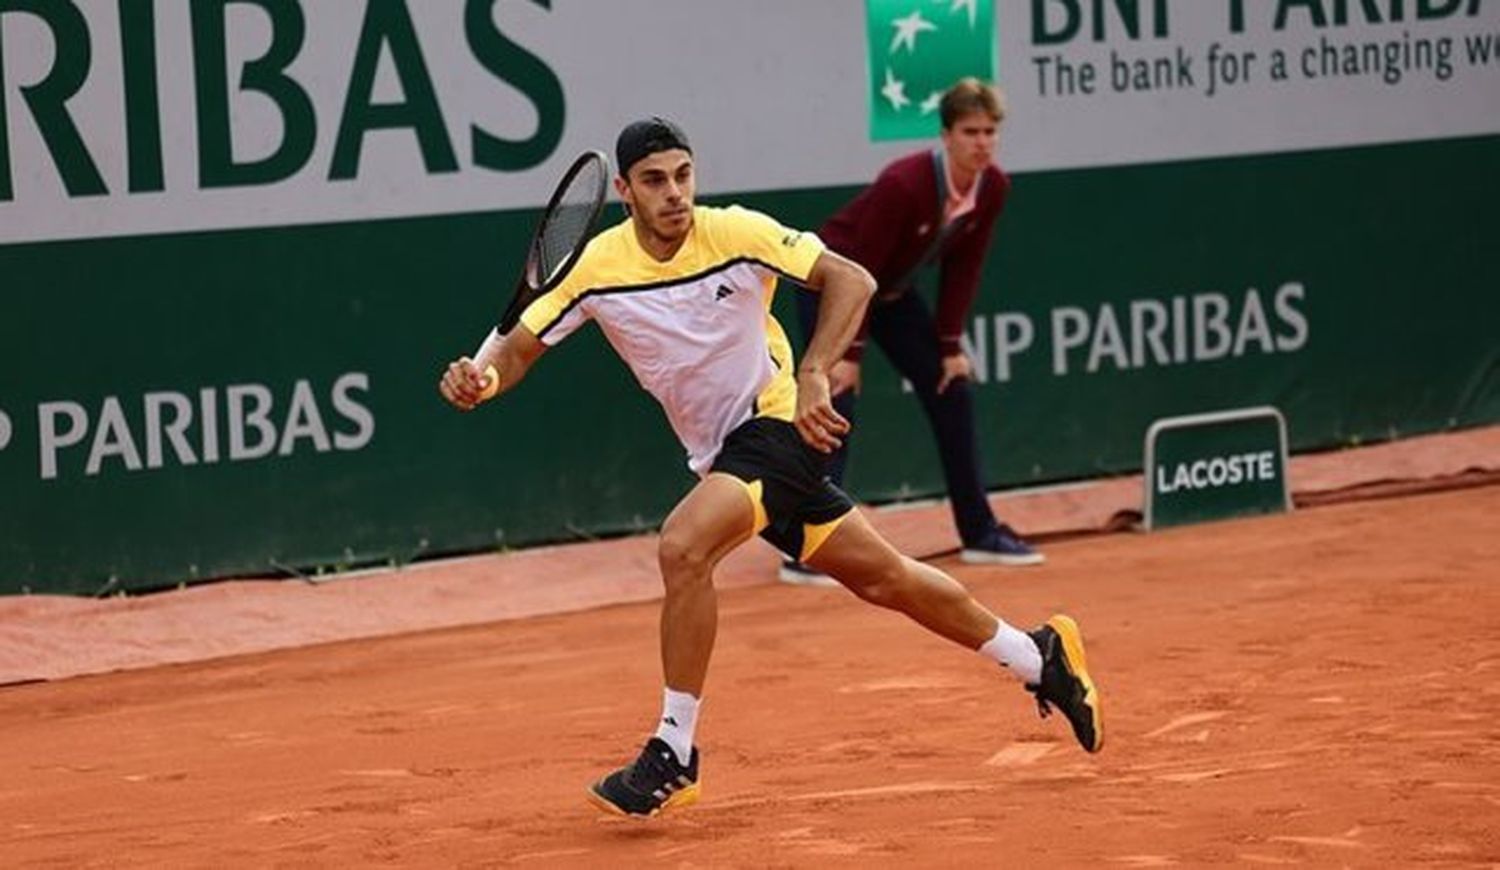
[1026,615,1104,753]
[587,737,700,817]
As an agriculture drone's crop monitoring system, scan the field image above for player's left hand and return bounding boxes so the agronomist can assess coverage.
[794,369,851,453]
[936,352,973,394]
[439,356,491,411]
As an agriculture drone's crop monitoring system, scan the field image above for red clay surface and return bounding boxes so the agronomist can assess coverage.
[3,484,1497,867]
[4,426,1497,686]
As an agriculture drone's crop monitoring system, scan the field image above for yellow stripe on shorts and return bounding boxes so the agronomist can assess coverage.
[736,478,769,534]
[799,509,852,562]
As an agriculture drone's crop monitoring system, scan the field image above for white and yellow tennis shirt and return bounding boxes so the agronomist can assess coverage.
[519,205,826,475]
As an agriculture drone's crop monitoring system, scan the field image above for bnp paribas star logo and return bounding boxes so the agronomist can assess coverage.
[866,0,995,141]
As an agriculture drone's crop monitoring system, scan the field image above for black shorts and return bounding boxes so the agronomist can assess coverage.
[710,417,856,561]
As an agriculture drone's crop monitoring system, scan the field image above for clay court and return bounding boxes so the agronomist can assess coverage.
[3,462,1497,866]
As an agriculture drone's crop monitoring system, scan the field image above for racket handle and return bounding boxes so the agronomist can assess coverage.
[473,328,504,401]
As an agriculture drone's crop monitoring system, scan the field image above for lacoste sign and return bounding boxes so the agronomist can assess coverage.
[1143,406,1292,530]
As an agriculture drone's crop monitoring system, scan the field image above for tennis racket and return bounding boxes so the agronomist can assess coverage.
[474,150,610,395]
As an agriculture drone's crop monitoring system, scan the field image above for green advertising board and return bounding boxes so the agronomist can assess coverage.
[1143,407,1291,530]
[746,135,1500,511]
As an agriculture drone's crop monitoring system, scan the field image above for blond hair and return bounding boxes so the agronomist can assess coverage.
[939,78,1005,129]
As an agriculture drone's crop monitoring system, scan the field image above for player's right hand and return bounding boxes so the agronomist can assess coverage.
[794,369,851,453]
[439,356,493,411]
[829,359,862,398]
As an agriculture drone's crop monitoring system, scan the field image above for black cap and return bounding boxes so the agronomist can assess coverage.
[615,117,692,177]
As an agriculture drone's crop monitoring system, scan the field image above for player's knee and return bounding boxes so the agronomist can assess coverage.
[658,530,713,584]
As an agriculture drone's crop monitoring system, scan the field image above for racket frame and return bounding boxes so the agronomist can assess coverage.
[496,150,611,335]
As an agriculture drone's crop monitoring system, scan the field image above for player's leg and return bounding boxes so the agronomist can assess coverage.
[656,473,757,695]
[869,293,1041,565]
[806,509,1102,752]
[806,507,1008,650]
[587,473,756,818]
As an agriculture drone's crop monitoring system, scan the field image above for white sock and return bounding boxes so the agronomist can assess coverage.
[654,687,700,766]
[979,621,1043,684]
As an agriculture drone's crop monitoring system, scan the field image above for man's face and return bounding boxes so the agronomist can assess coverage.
[617,149,695,242]
[941,110,1000,178]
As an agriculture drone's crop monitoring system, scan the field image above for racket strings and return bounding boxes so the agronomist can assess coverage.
[532,159,607,288]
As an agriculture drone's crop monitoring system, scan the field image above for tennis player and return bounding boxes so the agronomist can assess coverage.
[439,117,1103,818]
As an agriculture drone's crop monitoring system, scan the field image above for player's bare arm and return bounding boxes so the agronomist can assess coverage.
[796,250,875,452]
[439,325,546,412]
